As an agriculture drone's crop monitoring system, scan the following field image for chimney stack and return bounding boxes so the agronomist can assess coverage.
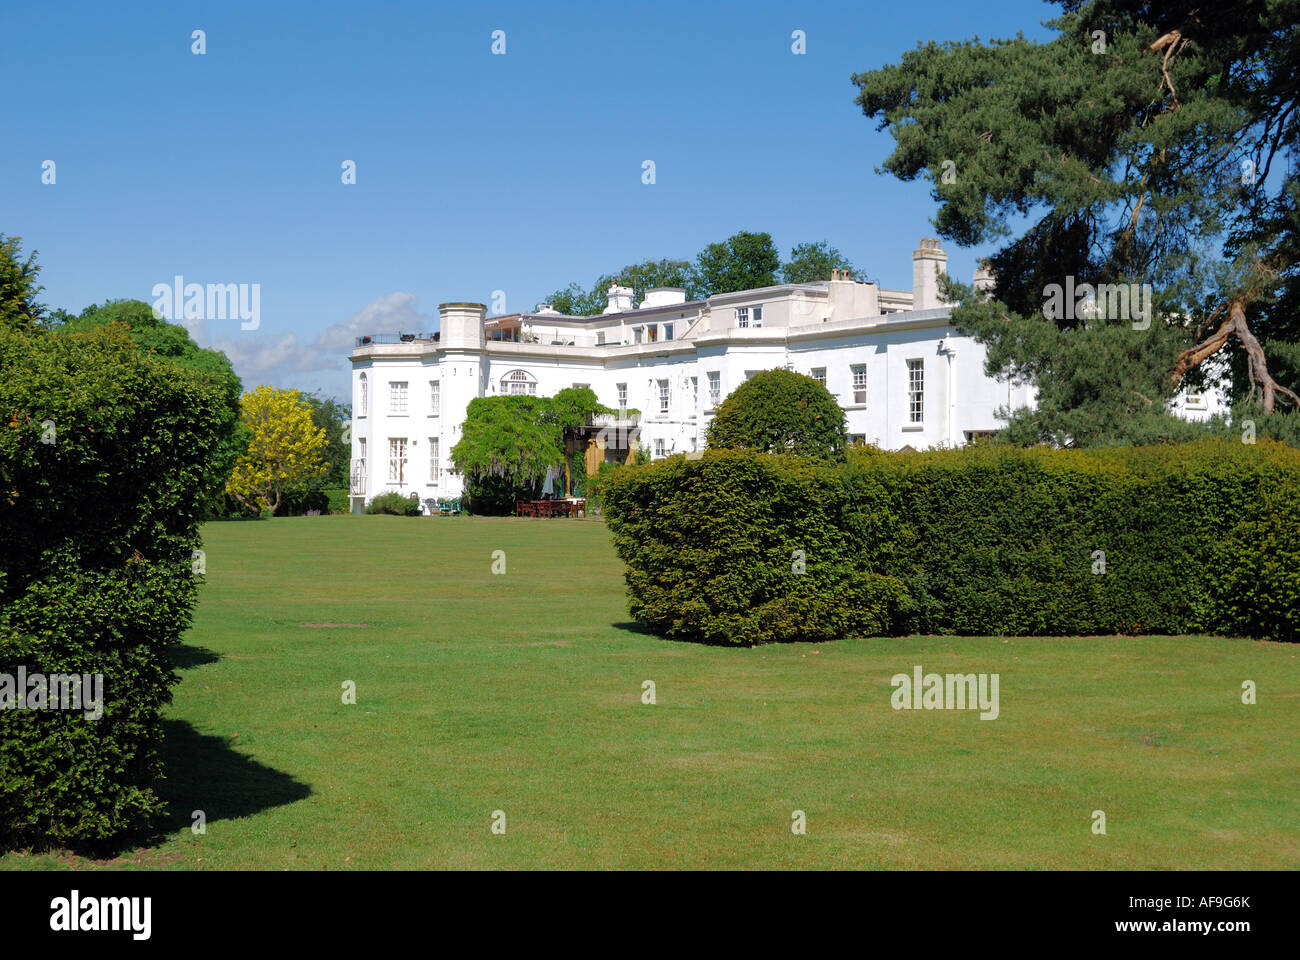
[603,282,634,314]
[973,259,995,298]
[912,237,948,310]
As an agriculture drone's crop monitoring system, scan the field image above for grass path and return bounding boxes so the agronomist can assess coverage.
[5,515,1297,869]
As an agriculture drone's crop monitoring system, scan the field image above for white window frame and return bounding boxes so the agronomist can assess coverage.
[812,367,827,388]
[429,379,440,416]
[907,359,924,423]
[389,381,409,415]
[735,307,749,328]
[351,437,367,495]
[707,371,721,407]
[388,438,408,484]
[617,382,628,408]
[657,379,669,414]
[502,369,537,395]
[851,364,867,405]
[654,438,666,458]
[358,373,368,418]
[752,305,763,328]
[428,437,439,486]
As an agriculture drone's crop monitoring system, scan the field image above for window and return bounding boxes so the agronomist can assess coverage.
[690,376,698,413]
[388,438,408,484]
[428,437,439,485]
[657,379,669,414]
[907,359,924,422]
[617,383,627,408]
[389,381,408,414]
[851,364,867,405]
[647,325,658,343]
[736,307,749,328]
[654,439,666,458]
[707,371,721,407]
[812,367,827,387]
[502,369,537,395]
[596,331,606,345]
[664,323,674,340]
[572,382,590,390]
[358,373,368,417]
[752,305,763,328]
[351,438,366,495]
[634,327,644,344]
[849,434,866,447]
[429,380,440,416]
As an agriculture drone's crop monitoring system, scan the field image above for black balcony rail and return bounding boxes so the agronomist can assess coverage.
[354,332,440,347]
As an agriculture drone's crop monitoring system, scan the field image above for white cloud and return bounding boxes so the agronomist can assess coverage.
[199,292,428,400]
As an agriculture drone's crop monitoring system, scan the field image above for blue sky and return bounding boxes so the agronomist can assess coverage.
[3,0,1056,400]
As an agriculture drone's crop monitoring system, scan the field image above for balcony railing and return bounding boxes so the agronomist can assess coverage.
[355,333,437,347]
[587,411,640,428]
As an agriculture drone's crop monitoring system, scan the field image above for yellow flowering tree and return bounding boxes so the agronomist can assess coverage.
[225,385,326,514]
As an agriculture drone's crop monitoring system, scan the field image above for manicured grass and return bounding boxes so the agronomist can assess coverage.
[4,515,1297,869]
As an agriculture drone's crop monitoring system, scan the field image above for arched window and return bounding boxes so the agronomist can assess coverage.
[502,369,537,396]
[358,373,368,416]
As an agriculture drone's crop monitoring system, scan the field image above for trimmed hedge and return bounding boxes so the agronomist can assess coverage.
[364,491,423,516]
[603,440,1300,645]
[1,323,233,848]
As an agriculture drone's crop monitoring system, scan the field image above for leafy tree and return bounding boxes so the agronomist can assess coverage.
[450,387,613,512]
[225,385,327,514]
[781,241,860,284]
[57,300,247,498]
[706,369,848,460]
[542,258,702,316]
[1,315,239,846]
[853,0,1300,445]
[0,235,46,330]
[695,231,781,296]
[301,392,351,487]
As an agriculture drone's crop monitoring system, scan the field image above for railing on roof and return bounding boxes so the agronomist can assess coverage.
[354,332,438,347]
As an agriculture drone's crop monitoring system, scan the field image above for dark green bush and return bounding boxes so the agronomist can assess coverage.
[1,323,233,848]
[706,368,847,460]
[1200,477,1300,642]
[465,472,539,515]
[363,491,423,516]
[603,440,1300,644]
[604,450,907,645]
[324,488,350,514]
[280,485,330,515]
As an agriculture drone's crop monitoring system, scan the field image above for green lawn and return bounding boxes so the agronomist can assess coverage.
[5,515,1298,870]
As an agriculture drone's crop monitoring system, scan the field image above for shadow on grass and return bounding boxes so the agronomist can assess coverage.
[158,719,311,834]
[169,642,222,670]
[612,620,760,647]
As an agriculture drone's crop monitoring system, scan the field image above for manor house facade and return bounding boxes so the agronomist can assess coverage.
[345,238,1223,513]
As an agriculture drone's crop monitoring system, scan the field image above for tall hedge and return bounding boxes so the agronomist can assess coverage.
[603,440,1300,645]
[1,323,232,848]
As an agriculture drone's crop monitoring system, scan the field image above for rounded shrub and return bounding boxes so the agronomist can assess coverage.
[364,491,423,516]
[706,368,847,460]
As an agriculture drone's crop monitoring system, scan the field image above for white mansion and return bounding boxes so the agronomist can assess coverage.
[346,238,1221,512]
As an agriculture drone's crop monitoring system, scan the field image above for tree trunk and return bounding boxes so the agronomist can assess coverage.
[1172,299,1300,414]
